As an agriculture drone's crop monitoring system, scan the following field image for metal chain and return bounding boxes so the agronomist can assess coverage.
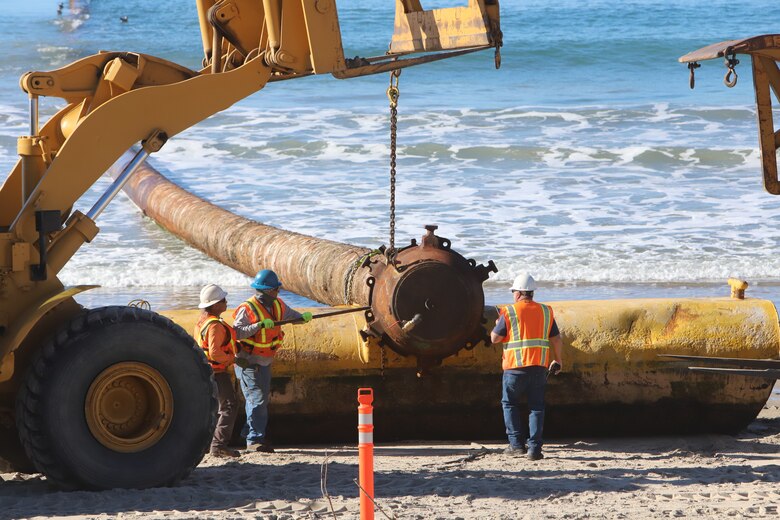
[386,70,401,255]
[380,345,386,378]
[343,249,382,304]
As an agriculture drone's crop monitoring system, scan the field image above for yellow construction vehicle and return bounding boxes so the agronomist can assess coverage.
[0,0,501,489]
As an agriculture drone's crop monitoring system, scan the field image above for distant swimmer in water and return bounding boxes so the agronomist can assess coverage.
[120,15,128,23]
[57,2,63,15]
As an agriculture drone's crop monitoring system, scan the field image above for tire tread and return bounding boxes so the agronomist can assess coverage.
[16,306,217,489]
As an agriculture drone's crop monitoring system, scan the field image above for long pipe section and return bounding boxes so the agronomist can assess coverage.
[109,152,372,306]
[162,297,780,438]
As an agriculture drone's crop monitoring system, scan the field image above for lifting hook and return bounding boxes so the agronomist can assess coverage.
[723,51,739,88]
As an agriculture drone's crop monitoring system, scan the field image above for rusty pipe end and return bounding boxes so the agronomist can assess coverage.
[364,225,493,369]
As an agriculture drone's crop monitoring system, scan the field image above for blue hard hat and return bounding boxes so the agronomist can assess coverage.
[251,269,282,290]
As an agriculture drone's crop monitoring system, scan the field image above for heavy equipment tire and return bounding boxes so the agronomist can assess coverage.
[0,420,34,472]
[16,306,217,489]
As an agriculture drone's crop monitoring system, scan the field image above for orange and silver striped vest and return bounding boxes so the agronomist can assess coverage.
[499,300,554,370]
[196,315,236,372]
[234,297,286,358]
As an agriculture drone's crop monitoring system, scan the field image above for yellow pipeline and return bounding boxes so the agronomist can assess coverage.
[163,297,779,439]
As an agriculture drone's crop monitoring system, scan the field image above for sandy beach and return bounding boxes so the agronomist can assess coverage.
[1,391,777,520]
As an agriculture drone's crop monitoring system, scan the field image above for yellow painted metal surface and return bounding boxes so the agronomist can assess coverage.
[164,297,779,438]
[390,0,500,54]
[84,361,174,453]
[0,285,98,382]
[166,297,780,380]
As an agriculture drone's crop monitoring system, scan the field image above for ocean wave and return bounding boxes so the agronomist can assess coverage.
[490,251,780,284]
[58,232,780,287]
[60,244,252,288]
[161,138,757,171]
[36,45,81,67]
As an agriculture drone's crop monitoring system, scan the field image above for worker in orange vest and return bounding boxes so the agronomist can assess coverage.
[490,273,563,461]
[195,284,240,458]
[232,269,312,452]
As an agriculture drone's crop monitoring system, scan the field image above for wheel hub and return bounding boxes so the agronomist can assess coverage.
[85,362,173,453]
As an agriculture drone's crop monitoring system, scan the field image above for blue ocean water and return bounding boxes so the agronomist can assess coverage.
[2,0,780,321]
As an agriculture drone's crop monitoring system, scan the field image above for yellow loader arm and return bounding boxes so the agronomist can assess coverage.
[680,35,780,194]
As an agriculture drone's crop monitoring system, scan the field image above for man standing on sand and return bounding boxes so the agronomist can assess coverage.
[491,272,563,461]
[232,269,312,453]
[195,284,240,458]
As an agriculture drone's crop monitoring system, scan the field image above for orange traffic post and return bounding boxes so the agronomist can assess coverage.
[357,387,375,520]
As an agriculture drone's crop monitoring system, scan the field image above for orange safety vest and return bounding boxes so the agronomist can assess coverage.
[196,315,236,372]
[233,296,286,357]
[499,300,554,370]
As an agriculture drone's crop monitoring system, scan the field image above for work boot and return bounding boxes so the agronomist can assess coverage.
[527,450,544,461]
[247,442,275,453]
[503,445,528,455]
[210,446,241,458]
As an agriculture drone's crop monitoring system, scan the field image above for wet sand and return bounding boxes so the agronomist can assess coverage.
[2,396,778,519]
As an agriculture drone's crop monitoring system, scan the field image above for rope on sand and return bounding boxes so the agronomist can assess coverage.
[319,449,397,520]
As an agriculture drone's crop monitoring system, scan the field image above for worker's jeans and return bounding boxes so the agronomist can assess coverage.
[212,371,238,450]
[501,366,546,454]
[234,363,272,445]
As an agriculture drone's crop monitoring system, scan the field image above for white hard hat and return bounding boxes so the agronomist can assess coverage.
[511,272,537,292]
[198,284,228,308]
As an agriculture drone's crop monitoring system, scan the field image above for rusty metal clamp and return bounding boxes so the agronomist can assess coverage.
[723,51,739,88]
[687,61,700,89]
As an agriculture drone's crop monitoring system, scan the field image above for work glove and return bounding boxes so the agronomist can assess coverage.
[234,357,251,369]
[260,318,275,329]
[301,312,313,323]
[548,360,562,376]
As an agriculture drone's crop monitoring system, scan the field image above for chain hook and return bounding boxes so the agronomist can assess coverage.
[723,50,739,88]
[687,61,700,89]
[386,69,401,108]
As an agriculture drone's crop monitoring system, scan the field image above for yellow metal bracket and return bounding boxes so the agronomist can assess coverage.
[390,0,501,54]
[332,0,500,79]
[0,285,98,382]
